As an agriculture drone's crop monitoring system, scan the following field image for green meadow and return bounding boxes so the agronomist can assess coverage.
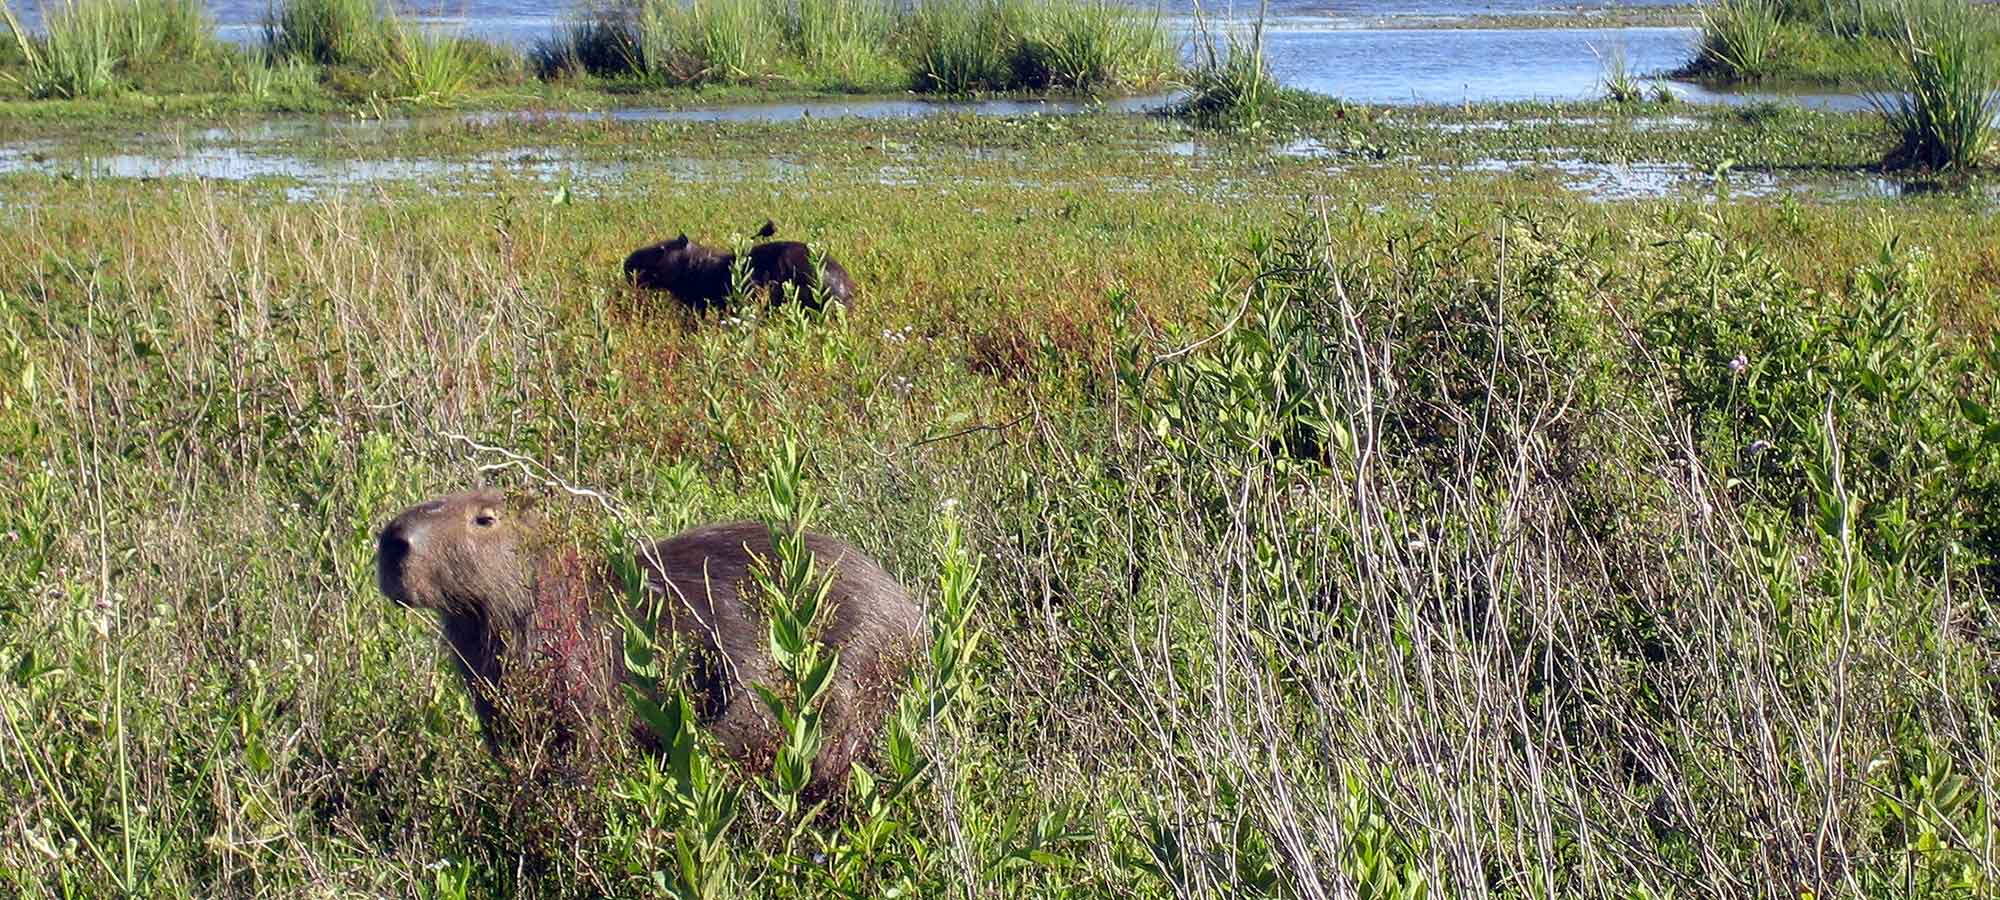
[1,2,1999,896]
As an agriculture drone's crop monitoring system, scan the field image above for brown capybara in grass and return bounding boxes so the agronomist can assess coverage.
[622,220,856,311]
[374,488,923,797]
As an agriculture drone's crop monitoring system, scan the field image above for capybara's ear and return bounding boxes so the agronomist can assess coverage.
[756,220,776,238]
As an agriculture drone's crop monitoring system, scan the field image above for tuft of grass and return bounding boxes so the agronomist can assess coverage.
[1,0,121,98]
[264,0,384,66]
[903,0,1170,94]
[232,50,321,102]
[633,0,782,84]
[1011,0,1175,92]
[902,0,1017,93]
[790,0,894,84]
[1171,21,1335,129]
[529,12,641,79]
[1598,43,1644,104]
[1698,0,1789,81]
[1877,0,1999,170]
[375,15,487,103]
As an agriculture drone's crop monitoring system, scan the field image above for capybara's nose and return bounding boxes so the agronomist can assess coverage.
[376,525,413,604]
[378,524,411,566]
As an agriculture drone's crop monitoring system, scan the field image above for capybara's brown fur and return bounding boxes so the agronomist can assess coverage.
[622,221,856,311]
[375,488,923,797]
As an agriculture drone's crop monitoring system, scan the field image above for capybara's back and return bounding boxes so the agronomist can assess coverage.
[374,489,922,796]
[638,522,922,788]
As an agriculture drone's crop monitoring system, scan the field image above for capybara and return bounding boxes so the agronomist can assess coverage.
[622,221,856,311]
[374,488,923,796]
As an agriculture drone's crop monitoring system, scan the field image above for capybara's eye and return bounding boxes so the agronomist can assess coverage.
[474,512,497,528]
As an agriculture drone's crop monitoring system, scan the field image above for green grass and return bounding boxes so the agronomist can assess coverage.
[0,0,213,99]
[903,0,1172,94]
[529,15,640,80]
[376,16,491,103]
[1682,0,2000,87]
[790,0,896,84]
[1,0,118,98]
[1,106,1998,896]
[1878,0,2000,170]
[264,0,383,66]
[1695,0,1789,82]
[634,0,783,84]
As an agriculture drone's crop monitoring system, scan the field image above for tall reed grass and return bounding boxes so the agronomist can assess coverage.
[2,0,212,97]
[529,13,639,79]
[904,0,1171,93]
[1878,0,1999,169]
[377,15,486,102]
[633,0,780,83]
[789,0,894,83]
[1698,0,1788,81]
[528,0,1167,91]
[264,0,383,66]
[1,0,118,98]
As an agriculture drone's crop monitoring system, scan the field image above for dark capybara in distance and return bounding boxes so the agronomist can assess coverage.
[374,488,923,796]
[623,220,856,311]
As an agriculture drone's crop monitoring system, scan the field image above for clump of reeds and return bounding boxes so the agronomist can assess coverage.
[264,0,383,66]
[788,0,894,84]
[1698,0,1787,81]
[2,0,215,98]
[1598,43,1644,104]
[902,0,1171,94]
[902,0,1023,92]
[1,0,118,98]
[1878,0,1999,170]
[632,0,781,83]
[376,14,487,102]
[529,13,639,79]
[1011,0,1174,91]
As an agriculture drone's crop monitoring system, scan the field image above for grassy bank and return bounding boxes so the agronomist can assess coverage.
[1680,0,2000,88]
[0,0,1175,115]
[1,108,1998,896]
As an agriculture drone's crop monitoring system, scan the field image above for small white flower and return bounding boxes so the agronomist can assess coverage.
[1728,353,1748,376]
[1746,439,1774,456]
[939,498,959,513]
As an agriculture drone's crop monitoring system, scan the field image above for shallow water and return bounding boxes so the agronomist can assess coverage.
[1263,25,1696,104]
[4,123,1985,209]
[13,0,1722,107]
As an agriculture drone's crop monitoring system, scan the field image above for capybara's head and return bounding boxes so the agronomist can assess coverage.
[376,488,541,617]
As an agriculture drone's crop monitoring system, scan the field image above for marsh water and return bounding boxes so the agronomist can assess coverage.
[9,0,1726,103]
[2,1,1934,202]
